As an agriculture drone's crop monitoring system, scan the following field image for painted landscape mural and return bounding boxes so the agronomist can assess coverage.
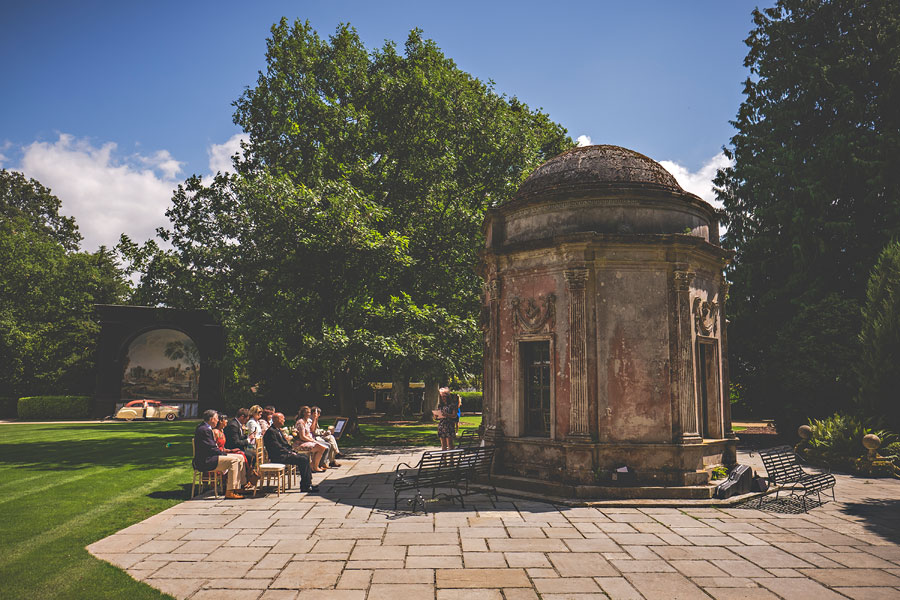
[121,329,200,400]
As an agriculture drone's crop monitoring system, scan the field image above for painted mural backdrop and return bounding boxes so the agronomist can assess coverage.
[121,329,200,400]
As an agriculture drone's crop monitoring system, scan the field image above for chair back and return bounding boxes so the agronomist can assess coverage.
[256,436,266,465]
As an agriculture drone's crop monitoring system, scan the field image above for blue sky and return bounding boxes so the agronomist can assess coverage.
[1,1,773,250]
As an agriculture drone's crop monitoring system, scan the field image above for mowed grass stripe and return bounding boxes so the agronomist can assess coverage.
[0,468,107,505]
[0,471,53,490]
[0,468,181,567]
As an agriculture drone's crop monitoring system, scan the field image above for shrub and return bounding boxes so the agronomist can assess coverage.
[453,391,482,413]
[881,441,900,467]
[803,413,897,471]
[0,397,16,419]
[17,395,91,420]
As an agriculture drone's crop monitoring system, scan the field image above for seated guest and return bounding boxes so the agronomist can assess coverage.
[216,413,252,470]
[264,405,276,427]
[193,410,250,499]
[247,405,264,442]
[259,408,272,434]
[264,412,318,493]
[225,407,257,468]
[311,406,341,467]
[292,406,329,472]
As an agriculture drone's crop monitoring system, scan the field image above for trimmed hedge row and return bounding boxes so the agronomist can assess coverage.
[453,391,483,413]
[17,396,91,420]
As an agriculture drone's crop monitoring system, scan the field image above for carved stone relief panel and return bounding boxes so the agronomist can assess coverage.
[692,297,719,337]
[511,294,556,333]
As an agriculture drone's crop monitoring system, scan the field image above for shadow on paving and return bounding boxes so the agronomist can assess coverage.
[839,498,900,545]
[736,494,827,514]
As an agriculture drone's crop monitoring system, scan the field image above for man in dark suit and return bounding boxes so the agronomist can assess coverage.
[193,409,247,499]
[224,407,256,469]
[264,412,317,492]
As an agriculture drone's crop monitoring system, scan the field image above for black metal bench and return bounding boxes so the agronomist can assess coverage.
[394,446,497,513]
[758,445,836,511]
[456,429,480,448]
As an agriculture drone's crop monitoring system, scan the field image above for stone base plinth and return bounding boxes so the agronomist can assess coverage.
[495,437,737,489]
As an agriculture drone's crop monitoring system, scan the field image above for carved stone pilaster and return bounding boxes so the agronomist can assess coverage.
[484,277,502,436]
[564,267,590,439]
[719,281,735,438]
[673,269,701,442]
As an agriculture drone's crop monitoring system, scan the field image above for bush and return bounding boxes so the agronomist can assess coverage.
[0,397,16,419]
[802,413,897,471]
[453,391,482,413]
[881,441,900,467]
[17,396,91,420]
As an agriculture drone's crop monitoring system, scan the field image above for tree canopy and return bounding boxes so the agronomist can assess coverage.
[716,0,900,428]
[0,170,127,399]
[128,20,571,411]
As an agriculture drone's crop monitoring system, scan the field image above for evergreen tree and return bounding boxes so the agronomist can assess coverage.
[716,0,900,429]
[857,240,900,432]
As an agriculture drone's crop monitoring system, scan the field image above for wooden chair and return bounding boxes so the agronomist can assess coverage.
[254,437,286,497]
[191,438,224,498]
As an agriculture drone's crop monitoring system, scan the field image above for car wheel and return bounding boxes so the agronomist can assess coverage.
[124,414,135,421]
[166,413,176,421]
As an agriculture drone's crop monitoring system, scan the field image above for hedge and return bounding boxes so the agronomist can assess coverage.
[0,397,16,419]
[17,396,92,420]
[453,391,483,413]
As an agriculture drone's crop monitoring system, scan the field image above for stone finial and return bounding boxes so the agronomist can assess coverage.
[862,433,881,450]
[797,425,812,440]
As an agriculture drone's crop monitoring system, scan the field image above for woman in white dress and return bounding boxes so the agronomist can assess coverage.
[247,404,264,445]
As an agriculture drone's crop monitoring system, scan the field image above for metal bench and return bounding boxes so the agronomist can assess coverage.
[456,429,480,448]
[394,446,497,513]
[758,445,836,511]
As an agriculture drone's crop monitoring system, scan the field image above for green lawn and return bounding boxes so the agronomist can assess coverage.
[0,421,193,599]
[0,416,480,598]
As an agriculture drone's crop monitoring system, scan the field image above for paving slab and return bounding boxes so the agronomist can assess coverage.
[86,446,900,599]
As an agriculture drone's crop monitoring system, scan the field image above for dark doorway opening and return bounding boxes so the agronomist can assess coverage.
[522,341,551,437]
[697,340,720,439]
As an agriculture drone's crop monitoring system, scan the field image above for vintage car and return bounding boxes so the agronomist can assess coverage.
[115,400,180,421]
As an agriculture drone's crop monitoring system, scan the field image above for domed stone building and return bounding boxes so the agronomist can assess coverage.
[480,145,736,498]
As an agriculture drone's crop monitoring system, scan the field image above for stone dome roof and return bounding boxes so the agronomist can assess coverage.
[513,144,683,203]
[485,144,721,248]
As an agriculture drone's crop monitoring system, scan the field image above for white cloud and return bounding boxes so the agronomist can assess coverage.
[576,134,592,147]
[0,140,12,167]
[207,133,246,175]
[13,133,248,252]
[659,151,732,209]
[18,134,181,251]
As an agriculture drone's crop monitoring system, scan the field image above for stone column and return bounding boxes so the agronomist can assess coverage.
[674,269,701,443]
[485,277,503,438]
[565,267,590,439]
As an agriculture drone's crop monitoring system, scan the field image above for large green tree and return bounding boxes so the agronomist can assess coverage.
[716,0,900,428]
[127,20,570,413]
[0,170,128,399]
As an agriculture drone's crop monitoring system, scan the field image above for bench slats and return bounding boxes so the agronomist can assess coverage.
[758,445,836,511]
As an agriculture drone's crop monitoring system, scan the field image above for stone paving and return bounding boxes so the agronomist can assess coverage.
[88,447,900,600]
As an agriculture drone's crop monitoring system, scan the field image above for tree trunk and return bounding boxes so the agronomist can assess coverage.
[335,370,355,418]
[389,371,408,415]
[421,377,440,422]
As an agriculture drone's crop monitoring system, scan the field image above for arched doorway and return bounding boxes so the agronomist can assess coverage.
[94,305,225,418]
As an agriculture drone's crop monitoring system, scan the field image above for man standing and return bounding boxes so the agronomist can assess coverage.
[264,412,317,492]
[194,409,247,499]
[225,408,257,468]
